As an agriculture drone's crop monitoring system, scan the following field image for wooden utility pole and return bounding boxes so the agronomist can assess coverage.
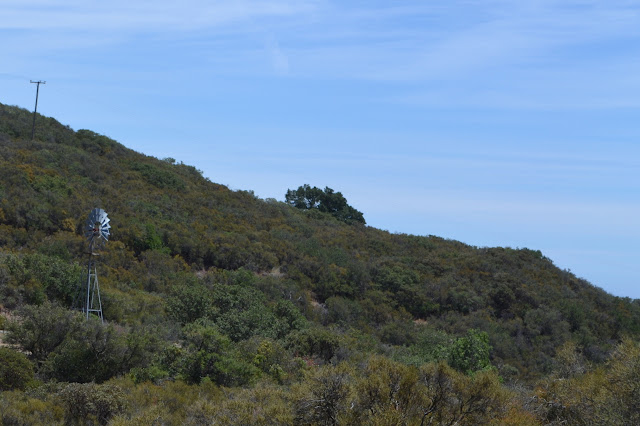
[30,80,46,140]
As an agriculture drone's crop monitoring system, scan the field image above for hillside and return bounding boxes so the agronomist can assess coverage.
[1,102,640,424]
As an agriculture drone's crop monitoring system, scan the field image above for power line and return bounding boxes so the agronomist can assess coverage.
[30,80,46,140]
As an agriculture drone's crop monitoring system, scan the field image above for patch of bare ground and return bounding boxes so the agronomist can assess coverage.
[261,267,285,278]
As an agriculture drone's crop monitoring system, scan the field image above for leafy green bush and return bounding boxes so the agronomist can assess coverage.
[166,282,215,324]
[58,382,127,425]
[40,319,161,383]
[286,327,341,363]
[0,348,35,391]
[447,329,493,374]
[6,301,81,362]
[175,320,260,386]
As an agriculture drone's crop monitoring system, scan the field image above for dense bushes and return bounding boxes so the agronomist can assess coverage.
[4,340,636,424]
[5,302,160,384]
[0,252,81,307]
[0,354,525,425]
[2,102,640,423]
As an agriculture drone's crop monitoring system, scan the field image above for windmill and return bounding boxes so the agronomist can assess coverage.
[73,208,111,322]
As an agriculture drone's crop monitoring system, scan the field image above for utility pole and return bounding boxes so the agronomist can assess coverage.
[30,80,46,140]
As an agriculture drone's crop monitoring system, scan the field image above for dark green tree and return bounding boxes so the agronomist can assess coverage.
[285,184,324,210]
[285,184,365,224]
[6,301,81,362]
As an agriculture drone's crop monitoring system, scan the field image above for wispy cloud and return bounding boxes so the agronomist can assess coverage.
[5,0,640,88]
[0,0,319,32]
[271,1,640,79]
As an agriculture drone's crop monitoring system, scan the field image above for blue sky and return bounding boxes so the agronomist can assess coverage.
[1,0,639,298]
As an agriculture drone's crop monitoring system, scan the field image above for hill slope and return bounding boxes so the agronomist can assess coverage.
[1,102,640,423]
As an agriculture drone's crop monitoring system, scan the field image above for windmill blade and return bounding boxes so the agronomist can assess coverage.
[91,209,104,222]
[88,208,100,223]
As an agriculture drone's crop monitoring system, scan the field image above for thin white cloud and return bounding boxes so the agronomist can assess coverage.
[0,0,318,31]
[5,0,640,87]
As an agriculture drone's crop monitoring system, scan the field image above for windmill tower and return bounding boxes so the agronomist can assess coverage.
[73,208,111,322]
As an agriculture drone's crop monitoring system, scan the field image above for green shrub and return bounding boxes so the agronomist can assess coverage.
[286,327,340,363]
[0,347,35,391]
[0,390,64,425]
[58,382,127,425]
[447,329,493,374]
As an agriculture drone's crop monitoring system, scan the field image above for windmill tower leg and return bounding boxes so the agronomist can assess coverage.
[84,259,104,323]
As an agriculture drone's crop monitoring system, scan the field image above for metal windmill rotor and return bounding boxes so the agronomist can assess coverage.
[85,208,111,253]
